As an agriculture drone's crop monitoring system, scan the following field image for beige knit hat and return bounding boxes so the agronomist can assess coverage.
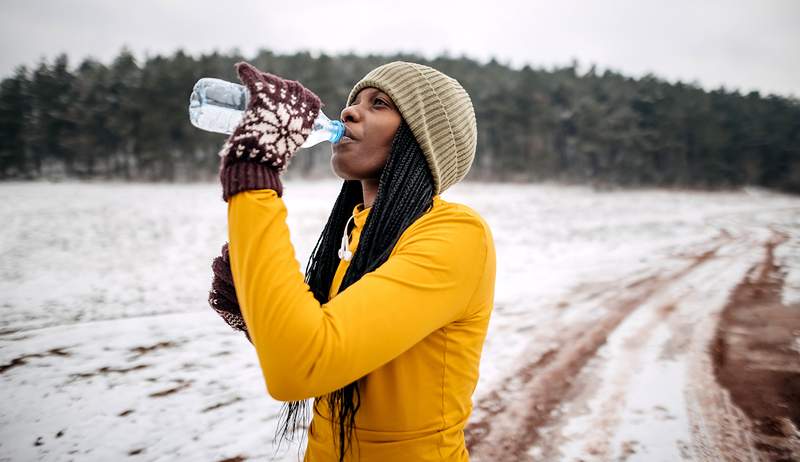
[346,62,477,195]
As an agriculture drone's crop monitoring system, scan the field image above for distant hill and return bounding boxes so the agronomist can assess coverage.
[1,47,798,193]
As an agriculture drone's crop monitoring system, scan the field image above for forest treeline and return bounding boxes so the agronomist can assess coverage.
[0,47,798,193]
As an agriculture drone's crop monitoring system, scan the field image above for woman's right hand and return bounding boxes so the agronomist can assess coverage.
[216,62,324,201]
[219,62,323,169]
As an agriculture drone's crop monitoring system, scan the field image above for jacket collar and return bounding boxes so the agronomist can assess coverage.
[352,194,442,231]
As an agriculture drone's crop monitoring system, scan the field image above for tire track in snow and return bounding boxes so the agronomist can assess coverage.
[527,234,757,461]
[466,232,733,461]
[689,228,800,461]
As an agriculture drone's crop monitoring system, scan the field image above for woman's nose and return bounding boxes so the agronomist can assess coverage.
[340,104,360,123]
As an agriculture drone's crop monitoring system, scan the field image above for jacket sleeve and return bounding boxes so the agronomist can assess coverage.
[227,189,487,402]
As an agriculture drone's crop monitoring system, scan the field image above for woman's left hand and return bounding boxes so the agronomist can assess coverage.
[218,61,323,201]
[208,242,253,344]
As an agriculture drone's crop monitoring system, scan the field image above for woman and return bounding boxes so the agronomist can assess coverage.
[209,60,496,461]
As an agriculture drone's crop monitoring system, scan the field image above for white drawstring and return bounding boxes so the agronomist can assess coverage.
[338,214,355,261]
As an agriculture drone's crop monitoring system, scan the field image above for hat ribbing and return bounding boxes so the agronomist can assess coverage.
[346,62,477,195]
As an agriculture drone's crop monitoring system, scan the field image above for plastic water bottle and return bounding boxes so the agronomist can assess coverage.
[188,78,345,148]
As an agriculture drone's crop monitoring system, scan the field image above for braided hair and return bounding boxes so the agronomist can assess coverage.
[272,119,435,462]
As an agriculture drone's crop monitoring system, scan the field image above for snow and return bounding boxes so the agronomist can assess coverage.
[1,180,798,461]
[530,242,761,461]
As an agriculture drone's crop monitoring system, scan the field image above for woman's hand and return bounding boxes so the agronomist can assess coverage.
[208,242,253,344]
[218,61,323,201]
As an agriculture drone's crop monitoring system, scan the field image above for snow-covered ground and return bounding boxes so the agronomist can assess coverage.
[1,180,798,461]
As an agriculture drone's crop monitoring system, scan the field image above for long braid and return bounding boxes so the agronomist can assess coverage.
[271,181,362,462]
[341,121,435,281]
[271,120,435,462]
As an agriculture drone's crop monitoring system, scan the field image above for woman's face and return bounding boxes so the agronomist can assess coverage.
[331,87,402,180]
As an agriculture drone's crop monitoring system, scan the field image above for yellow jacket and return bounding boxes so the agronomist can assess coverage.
[227,189,496,461]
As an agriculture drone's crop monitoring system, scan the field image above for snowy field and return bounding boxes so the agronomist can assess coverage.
[1,180,798,461]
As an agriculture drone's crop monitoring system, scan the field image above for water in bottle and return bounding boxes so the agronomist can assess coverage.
[188,78,345,148]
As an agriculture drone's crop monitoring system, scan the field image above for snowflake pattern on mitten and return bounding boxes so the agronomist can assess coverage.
[217,62,323,173]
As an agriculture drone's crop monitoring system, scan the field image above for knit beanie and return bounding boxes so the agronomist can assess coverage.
[346,62,477,195]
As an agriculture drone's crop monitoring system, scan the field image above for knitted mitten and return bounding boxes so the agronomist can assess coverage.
[208,242,252,344]
[218,61,323,201]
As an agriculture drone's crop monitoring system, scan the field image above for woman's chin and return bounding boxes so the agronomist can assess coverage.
[330,155,353,180]
[332,143,355,156]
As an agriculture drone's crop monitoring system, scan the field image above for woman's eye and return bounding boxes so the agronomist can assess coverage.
[348,97,387,107]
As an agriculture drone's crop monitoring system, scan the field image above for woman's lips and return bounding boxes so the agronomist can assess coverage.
[339,135,355,144]
[343,125,358,141]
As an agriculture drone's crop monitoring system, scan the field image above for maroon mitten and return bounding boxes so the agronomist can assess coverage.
[218,61,323,201]
[208,242,252,344]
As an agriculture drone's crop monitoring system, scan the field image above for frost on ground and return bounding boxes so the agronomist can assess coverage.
[1,180,798,461]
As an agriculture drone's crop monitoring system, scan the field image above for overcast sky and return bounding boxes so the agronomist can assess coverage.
[1,0,798,97]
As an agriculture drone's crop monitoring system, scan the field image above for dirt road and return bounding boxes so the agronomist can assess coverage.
[465,210,800,461]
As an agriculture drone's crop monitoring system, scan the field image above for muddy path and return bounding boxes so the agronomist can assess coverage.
[705,230,800,461]
[465,214,800,461]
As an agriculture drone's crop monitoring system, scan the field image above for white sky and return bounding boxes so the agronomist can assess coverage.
[1,0,798,97]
